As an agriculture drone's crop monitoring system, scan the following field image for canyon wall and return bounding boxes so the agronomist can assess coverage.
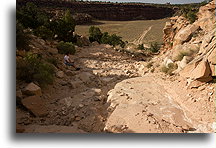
[17,0,175,21]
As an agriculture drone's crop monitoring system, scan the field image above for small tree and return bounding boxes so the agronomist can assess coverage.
[54,9,76,42]
[56,41,76,55]
[16,53,55,86]
[89,26,103,43]
[16,2,49,29]
[101,32,110,44]
[34,25,54,40]
[149,42,160,53]
[16,21,30,51]
[137,44,145,50]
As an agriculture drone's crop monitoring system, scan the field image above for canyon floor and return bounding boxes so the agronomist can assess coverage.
[75,18,169,44]
[16,43,215,133]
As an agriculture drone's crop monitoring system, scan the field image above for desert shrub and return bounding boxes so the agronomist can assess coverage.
[89,26,103,43]
[53,9,76,42]
[16,53,54,86]
[16,21,30,51]
[149,42,160,53]
[179,2,207,24]
[17,3,76,42]
[56,41,76,55]
[100,32,110,44]
[34,26,54,40]
[161,63,178,75]
[16,2,49,29]
[89,27,125,47]
[137,44,145,50]
[174,50,194,61]
[46,57,58,67]
[108,34,125,48]
[186,10,197,24]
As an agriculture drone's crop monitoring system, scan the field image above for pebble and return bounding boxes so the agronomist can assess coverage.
[75,116,82,121]
[208,92,213,96]
[79,104,84,108]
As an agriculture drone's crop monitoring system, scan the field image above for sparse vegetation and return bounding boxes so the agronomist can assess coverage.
[16,21,30,51]
[76,19,168,44]
[47,57,58,67]
[161,63,178,75]
[17,2,49,29]
[34,25,54,40]
[137,44,145,50]
[89,26,125,47]
[177,1,208,23]
[149,42,160,53]
[53,9,76,42]
[17,2,76,42]
[16,53,55,86]
[89,26,103,43]
[56,41,76,55]
[174,49,195,61]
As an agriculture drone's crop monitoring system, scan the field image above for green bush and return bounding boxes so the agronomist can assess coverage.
[149,42,160,53]
[137,44,145,50]
[17,3,76,42]
[16,2,49,29]
[89,26,125,47]
[53,10,76,42]
[161,63,178,75]
[186,10,197,24]
[56,41,76,55]
[100,32,110,44]
[47,57,58,67]
[34,26,54,40]
[17,53,55,86]
[16,21,30,51]
[89,26,103,43]
[174,50,194,61]
[108,34,125,48]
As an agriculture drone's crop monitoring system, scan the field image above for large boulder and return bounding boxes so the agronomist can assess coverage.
[22,82,42,96]
[179,59,212,82]
[77,72,94,83]
[21,96,48,117]
[173,24,200,46]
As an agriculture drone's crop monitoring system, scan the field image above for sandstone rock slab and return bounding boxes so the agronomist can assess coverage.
[105,76,194,133]
[21,96,48,117]
[22,82,42,96]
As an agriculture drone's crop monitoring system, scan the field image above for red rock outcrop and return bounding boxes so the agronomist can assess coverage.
[162,1,215,84]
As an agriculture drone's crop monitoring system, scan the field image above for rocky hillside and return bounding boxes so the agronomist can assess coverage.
[16,1,215,133]
[162,0,215,87]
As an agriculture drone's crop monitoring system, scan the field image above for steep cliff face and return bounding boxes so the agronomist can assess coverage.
[162,0,215,86]
[17,0,175,21]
